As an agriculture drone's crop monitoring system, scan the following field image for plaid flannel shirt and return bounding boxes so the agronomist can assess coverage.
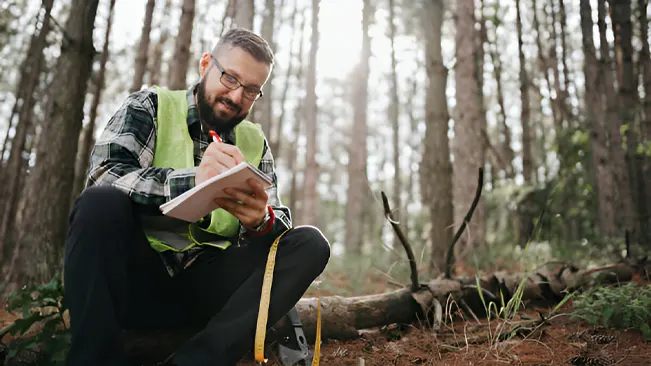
[86,84,292,270]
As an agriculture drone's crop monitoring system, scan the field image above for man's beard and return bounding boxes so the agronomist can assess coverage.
[196,78,248,134]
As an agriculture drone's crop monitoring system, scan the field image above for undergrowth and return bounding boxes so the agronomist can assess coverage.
[570,282,651,341]
[1,274,69,365]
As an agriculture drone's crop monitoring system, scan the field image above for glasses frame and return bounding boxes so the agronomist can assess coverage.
[210,55,263,101]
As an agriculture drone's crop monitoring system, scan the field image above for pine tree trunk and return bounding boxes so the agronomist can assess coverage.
[637,0,651,244]
[270,0,300,158]
[487,10,515,180]
[130,0,155,93]
[422,0,453,276]
[233,0,254,29]
[0,0,53,258]
[580,0,616,238]
[453,0,485,253]
[516,0,533,184]
[344,0,371,255]
[387,0,402,250]
[71,0,116,206]
[252,0,275,139]
[5,0,100,290]
[168,0,195,90]
[301,0,320,226]
[609,0,647,244]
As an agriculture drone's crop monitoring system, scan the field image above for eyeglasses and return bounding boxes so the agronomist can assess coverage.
[211,55,263,101]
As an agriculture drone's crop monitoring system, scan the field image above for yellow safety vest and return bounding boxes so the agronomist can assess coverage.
[144,86,266,253]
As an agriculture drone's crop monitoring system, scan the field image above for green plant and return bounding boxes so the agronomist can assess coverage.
[2,274,70,365]
[570,282,651,340]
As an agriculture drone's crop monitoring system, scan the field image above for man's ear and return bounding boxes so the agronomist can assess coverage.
[199,53,211,77]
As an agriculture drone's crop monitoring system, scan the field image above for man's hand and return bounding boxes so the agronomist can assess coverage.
[214,178,269,228]
[196,142,244,186]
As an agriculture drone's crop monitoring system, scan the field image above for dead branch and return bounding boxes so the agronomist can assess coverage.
[445,167,484,279]
[381,191,420,292]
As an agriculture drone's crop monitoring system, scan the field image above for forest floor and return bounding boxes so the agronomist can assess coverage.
[234,300,651,366]
[1,279,650,365]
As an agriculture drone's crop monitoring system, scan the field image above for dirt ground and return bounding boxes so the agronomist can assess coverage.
[2,299,650,365]
[235,304,651,366]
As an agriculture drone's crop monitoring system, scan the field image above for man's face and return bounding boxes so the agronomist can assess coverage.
[196,46,271,134]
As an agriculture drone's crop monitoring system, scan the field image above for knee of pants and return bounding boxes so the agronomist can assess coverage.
[69,185,135,236]
[291,225,331,274]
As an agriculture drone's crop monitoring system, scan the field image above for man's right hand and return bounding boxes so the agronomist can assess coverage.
[196,142,245,186]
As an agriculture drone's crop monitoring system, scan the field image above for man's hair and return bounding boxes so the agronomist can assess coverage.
[213,28,274,66]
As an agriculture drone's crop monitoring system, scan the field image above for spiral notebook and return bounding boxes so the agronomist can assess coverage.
[159,162,272,222]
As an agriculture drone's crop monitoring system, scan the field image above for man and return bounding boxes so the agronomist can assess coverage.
[63,28,330,366]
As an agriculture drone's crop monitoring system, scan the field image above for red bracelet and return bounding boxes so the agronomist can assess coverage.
[247,205,275,237]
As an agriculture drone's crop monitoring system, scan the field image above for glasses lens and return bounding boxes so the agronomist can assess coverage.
[221,74,239,88]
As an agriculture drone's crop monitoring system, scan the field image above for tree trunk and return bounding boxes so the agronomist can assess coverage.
[609,0,647,244]
[387,0,402,251]
[598,0,634,237]
[421,0,453,276]
[453,0,485,253]
[148,0,172,87]
[487,7,515,180]
[5,0,100,290]
[516,0,533,184]
[344,0,371,255]
[71,0,116,206]
[301,0,320,226]
[637,0,651,244]
[231,0,255,30]
[130,0,155,93]
[252,0,275,137]
[168,0,195,90]
[270,0,300,158]
[0,0,53,258]
[580,0,616,239]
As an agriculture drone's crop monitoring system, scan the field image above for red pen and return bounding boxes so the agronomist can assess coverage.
[209,130,222,143]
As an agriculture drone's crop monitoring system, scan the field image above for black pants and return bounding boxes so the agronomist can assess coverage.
[63,186,330,366]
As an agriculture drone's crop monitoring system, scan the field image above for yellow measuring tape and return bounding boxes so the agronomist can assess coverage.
[253,228,321,365]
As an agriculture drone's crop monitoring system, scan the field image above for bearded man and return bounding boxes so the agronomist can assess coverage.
[63,28,330,366]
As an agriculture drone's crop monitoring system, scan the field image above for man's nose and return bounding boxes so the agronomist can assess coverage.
[228,87,244,105]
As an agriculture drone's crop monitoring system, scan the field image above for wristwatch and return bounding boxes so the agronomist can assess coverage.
[247,205,273,233]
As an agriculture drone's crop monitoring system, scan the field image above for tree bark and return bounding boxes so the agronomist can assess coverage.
[516,0,533,184]
[453,0,485,253]
[270,0,300,158]
[301,0,320,226]
[637,0,651,244]
[344,0,371,255]
[168,0,195,90]
[487,7,515,180]
[5,0,100,290]
[233,0,254,30]
[421,0,453,276]
[251,0,275,137]
[0,0,53,258]
[609,0,647,244]
[148,0,172,87]
[580,0,616,238]
[598,0,634,237]
[388,0,402,251]
[71,0,117,206]
[129,0,155,93]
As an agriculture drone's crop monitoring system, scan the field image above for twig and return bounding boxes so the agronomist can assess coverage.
[381,191,420,292]
[445,167,485,279]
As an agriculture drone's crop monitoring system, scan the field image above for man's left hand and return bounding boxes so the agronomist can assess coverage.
[215,178,269,228]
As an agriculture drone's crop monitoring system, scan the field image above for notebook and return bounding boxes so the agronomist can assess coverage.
[159,162,273,222]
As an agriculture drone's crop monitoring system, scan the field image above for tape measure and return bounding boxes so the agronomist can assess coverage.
[253,228,322,365]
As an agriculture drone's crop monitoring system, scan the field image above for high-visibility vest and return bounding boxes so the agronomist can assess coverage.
[143,86,266,253]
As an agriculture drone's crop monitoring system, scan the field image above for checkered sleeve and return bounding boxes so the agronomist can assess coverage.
[85,90,196,207]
